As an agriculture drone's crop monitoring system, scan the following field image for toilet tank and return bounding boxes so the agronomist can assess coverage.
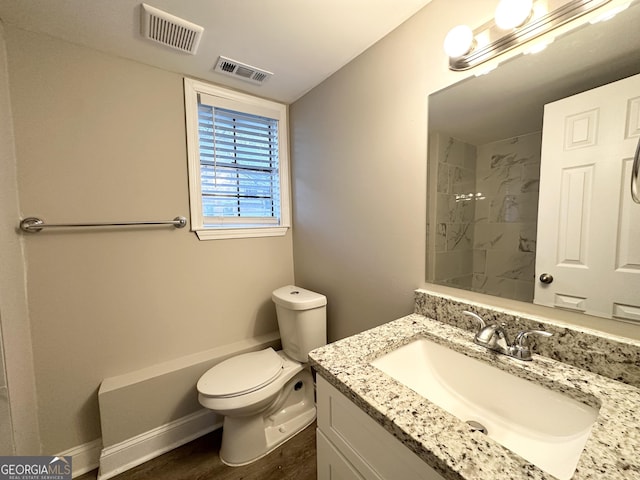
[272,285,327,363]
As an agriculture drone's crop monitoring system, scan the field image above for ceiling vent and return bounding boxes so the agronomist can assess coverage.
[141,3,204,55]
[214,56,273,85]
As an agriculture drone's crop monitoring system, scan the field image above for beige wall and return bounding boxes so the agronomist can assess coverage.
[290,0,496,341]
[4,26,294,453]
[98,332,279,448]
[0,22,39,455]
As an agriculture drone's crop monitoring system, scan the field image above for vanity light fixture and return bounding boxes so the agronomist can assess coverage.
[494,0,534,29]
[444,0,613,71]
[443,25,475,58]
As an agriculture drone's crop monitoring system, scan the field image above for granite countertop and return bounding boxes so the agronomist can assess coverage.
[309,313,640,480]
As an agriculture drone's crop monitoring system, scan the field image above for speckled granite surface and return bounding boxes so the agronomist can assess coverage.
[414,289,640,388]
[309,313,640,480]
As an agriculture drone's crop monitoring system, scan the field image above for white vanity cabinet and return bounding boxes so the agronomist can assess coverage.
[316,375,446,480]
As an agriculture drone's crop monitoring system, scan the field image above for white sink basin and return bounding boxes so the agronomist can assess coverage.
[371,338,599,480]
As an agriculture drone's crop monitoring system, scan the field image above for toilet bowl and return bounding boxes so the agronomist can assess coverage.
[197,285,326,466]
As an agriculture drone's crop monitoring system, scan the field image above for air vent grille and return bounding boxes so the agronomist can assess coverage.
[141,3,203,55]
[213,56,273,85]
[253,72,269,83]
[219,61,236,73]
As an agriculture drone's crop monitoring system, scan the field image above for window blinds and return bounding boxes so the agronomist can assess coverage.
[197,101,281,222]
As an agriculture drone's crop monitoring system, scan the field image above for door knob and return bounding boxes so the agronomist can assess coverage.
[539,273,554,284]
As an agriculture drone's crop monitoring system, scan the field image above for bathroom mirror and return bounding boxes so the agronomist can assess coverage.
[426,0,640,321]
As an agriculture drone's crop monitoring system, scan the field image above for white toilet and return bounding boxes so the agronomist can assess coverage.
[197,285,327,466]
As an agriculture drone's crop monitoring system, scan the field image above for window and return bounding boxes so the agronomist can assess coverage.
[184,78,290,240]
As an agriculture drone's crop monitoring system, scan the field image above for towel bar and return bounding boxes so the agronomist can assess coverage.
[19,216,187,233]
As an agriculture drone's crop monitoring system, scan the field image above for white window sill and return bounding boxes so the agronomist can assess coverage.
[194,226,289,240]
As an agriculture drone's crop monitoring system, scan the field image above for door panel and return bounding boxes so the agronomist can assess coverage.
[535,73,640,321]
[557,165,593,266]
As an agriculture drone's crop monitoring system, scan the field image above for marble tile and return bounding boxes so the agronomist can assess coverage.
[440,136,466,167]
[476,164,523,197]
[489,192,538,223]
[435,193,450,224]
[472,273,488,290]
[430,129,542,306]
[436,193,475,225]
[472,250,486,274]
[446,223,473,251]
[522,163,541,194]
[476,132,542,171]
[437,163,449,193]
[472,274,516,298]
[449,166,475,194]
[473,222,520,250]
[514,280,535,302]
[490,195,519,222]
[449,195,475,224]
[442,274,473,289]
[486,250,535,281]
[435,223,446,252]
[521,177,540,194]
[463,143,477,171]
[435,250,473,281]
[518,226,537,253]
[491,152,537,169]
[473,197,489,222]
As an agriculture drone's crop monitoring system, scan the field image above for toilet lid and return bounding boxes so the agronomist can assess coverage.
[197,348,284,397]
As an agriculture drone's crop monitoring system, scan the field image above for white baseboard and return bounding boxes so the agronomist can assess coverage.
[57,438,103,478]
[97,409,221,480]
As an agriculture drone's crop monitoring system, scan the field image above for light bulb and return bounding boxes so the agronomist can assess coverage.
[494,0,534,30]
[443,25,475,58]
[532,1,549,21]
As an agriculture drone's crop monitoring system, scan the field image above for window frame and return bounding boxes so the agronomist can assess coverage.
[184,78,291,240]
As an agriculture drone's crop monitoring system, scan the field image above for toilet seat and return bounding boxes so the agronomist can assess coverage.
[197,348,284,398]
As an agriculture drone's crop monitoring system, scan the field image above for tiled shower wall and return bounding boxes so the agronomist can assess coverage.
[430,132,541,302]
[472,132,541,302]
[432,134,477,288]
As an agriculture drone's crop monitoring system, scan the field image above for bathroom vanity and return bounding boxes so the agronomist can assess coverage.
[309,289,640,480]
[316,376,444,480]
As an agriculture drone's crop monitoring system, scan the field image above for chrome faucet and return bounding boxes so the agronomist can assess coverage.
[463,311,552,361]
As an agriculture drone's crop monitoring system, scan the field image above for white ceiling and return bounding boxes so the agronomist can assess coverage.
[0,0,432,104]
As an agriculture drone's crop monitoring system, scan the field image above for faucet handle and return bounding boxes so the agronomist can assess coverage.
[511,329,553,361]
[514,329,553,347]
[463,311,486,329]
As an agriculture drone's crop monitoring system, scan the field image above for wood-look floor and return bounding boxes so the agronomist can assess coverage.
[78,421,317,480]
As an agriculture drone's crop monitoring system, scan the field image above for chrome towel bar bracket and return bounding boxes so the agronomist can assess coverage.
[19,216,187,233]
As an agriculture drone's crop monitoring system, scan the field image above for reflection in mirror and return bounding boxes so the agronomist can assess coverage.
[426,0,640,320]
